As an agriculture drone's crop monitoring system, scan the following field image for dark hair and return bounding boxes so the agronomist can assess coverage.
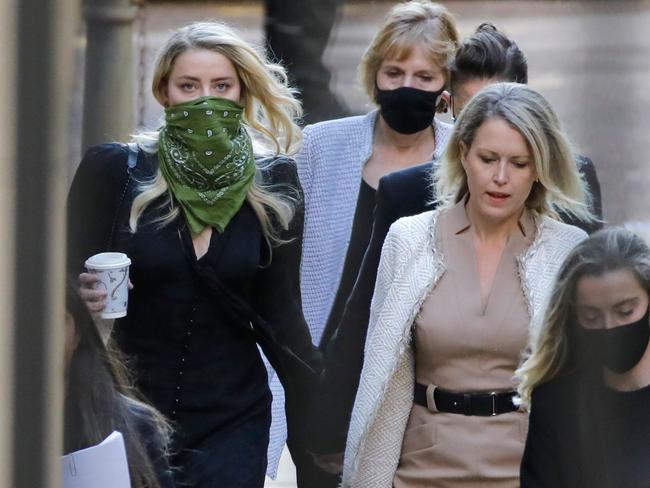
[449,22,528,91]
[64,278,171,488]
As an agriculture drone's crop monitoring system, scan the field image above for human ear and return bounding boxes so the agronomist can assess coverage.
[438,91,451,113]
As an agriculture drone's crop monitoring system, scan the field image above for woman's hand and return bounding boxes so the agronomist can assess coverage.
[78,272,106,317]
[311,452,344,475]
[78,272,133,318]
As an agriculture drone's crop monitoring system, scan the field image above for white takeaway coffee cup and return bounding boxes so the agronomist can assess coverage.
[84,252,132,319]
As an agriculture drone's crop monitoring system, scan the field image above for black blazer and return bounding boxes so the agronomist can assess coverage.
[521,371,622,488]
[68,144,321,465]
[310,155,603,454]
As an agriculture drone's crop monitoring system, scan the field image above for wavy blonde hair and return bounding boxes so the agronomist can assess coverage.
[436,82,594,222]
[516,228,650,407]
[359,1,459,104]
[130,21,303,244]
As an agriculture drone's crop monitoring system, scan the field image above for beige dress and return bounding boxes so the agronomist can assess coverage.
[393,199,535,488]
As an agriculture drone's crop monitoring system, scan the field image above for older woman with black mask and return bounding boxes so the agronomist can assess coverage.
[295,1,459,352]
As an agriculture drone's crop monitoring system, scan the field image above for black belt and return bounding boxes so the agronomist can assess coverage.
[414,383,519,416]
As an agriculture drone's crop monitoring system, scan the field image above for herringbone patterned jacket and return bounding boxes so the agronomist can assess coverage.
[342,207,587,487]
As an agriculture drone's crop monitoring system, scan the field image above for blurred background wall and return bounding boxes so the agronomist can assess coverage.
[67,0,650,225]
[0,0,15,479]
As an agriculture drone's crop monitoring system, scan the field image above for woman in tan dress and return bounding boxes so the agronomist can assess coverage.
[341,83,595,488]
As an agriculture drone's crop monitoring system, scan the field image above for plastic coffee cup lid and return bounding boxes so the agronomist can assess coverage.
[85,252,131,270]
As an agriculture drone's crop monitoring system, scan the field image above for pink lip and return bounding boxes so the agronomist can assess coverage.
[486,191,510,200]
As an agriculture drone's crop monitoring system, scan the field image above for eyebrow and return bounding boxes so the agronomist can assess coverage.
[174,75,235,82]
[381,64,437,73]
[476,148,531,159]
[613,297,639,308]
[577,297,639,310]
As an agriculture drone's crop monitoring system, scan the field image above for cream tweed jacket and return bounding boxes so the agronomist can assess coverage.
[341,207,587,487]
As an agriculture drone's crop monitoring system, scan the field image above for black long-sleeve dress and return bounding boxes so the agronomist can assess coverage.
[68,143,321,487]
[521,371,650,488]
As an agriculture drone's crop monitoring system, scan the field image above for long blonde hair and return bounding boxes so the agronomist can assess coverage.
[359,0,459,104]
[130,21,303,244]
[436,82,594,222]
[516,227,650,407]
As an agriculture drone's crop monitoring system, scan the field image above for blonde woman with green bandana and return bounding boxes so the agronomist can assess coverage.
[67,21,321,488]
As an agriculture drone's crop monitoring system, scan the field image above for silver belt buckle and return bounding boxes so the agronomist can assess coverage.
[490,392,497,416]
[425,384,439,413]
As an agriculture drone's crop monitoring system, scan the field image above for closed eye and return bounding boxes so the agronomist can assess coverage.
[579,314,602,328]
[576,306,602,327]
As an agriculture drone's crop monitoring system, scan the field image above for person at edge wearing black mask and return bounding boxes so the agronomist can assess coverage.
[308,22,604,476]
[517,227,650,488]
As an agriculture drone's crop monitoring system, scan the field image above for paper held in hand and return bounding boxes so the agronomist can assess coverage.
[61,431,131,488]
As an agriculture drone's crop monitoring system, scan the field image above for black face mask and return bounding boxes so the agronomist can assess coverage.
[375,86,443,135]
[579,307,650,374]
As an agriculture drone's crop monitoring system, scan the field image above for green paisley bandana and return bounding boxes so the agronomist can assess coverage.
[158,96,255,234]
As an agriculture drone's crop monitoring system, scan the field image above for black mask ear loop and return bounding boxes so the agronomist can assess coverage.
[450,94,457,123]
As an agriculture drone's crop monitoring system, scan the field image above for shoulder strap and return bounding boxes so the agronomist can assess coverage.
[106,143,139,250]
[126,142,139,170]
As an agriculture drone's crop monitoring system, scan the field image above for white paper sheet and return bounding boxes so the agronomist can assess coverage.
[61,431,131,488]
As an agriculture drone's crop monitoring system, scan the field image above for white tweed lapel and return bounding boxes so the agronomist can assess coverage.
[344,210,445,486]
[343,211,587,487]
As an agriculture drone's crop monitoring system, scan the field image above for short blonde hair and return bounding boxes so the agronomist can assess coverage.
[436,82,594,222]
[359,1,459,103]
